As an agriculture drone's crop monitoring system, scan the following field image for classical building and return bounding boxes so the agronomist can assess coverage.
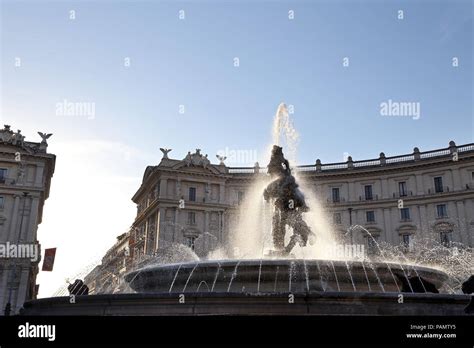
[86,141,474,292]
[132,142,473,255]
[84,232,131,294]
[130,148,228,260]
[0,126,55,314]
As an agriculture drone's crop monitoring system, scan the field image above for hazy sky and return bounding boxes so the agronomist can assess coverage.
[1,0,472,297]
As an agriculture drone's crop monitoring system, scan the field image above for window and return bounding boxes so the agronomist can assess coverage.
[0,168,6,183]
[434,177,443,193]
[398,182,407,197]
[187,212,196,225]
[237,191,245,205]
[367,236,379,255]
[185,236,196,251]
[189,187,196,202]
[364,185,373,200]
[471,172,474,181]
[333,213,342,224]
[440,231,452,247]
[0,197,4,209]
[400,208,410,221]
[436,204,448,218]
[366,211,375,223]
[332,188,340,203]
[401,234,411,249]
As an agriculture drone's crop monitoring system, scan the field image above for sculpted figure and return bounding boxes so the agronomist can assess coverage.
[264,145,314,254]
[159,148,172,159]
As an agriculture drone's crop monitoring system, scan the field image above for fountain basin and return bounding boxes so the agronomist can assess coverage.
[124,259,449,294]
[22,292,471,316]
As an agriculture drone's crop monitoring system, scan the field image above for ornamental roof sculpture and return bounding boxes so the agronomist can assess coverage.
[183,149,211,168]
[159,148,172,159]
[216,154,226,165]
[0,125,52,153]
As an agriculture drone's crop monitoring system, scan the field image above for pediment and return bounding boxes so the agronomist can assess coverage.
[433,221,454,231]
[396,224,417,234]
[172,162,221,175]
[172,149,221,175]
[184,227,201,237]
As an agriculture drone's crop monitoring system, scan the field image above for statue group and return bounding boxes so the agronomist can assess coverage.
[0,125,25,146]
[264,145,314,255]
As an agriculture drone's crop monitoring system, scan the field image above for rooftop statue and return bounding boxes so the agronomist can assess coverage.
[0,125,50,153]
[159,148,172,159]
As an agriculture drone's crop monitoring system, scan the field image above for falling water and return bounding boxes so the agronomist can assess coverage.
[273,266,280,292]
[289,261,295,292]
[182,263,199,292]
[169,263,182,293]
[228,177,271,258]
[227,260,241,292]
[273,103,338,257]
[115,104,472,297]
[352,225,401,292]
[303,259,310,292]
[360,260,372,291]
[228,102,337,259]
[369,261,385,292]
[197,281,210,292]
[345,261,357,291]
[330,261,341,291]
[211,263,221,292]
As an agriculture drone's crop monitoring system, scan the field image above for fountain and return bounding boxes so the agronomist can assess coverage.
[124,259,448,295]
[263,145,314,255]
[22,104,472,316]
[123,139,449,297]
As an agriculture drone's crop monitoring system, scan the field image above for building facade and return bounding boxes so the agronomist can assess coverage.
[84,232,131,294]
[132,142,473,254]
[86,141,474,292]
[130,149,229,260]
[0,125,55,314]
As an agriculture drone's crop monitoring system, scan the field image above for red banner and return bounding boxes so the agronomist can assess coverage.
[42,248,56,271]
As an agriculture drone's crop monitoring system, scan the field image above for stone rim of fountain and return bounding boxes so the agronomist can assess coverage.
[124,259,449,294]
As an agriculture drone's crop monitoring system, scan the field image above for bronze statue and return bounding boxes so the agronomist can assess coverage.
[264,145,314,254]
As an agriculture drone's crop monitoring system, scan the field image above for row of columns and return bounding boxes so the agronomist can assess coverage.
[152,206,226,251]
[0,192,39,314]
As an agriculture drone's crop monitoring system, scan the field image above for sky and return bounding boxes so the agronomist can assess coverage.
[0,0,472,297]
